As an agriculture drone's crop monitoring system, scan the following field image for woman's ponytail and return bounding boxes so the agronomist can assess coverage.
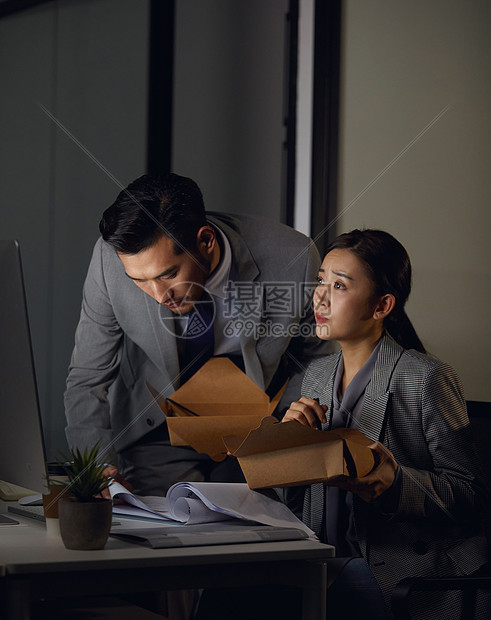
[385,309,425,353]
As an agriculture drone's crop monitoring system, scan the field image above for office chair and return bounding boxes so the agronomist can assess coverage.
[391,401,491,620]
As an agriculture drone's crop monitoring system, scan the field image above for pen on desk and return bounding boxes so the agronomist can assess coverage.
[166,398,199,417]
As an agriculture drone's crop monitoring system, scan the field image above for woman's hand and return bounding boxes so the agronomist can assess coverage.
[326,441,398,502]
[99,465,133,499]
[282,397,328,428]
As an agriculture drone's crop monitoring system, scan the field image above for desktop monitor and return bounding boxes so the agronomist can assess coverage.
[0,240,48,493]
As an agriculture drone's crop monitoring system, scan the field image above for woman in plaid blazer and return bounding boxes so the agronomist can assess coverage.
[283,229,488,619]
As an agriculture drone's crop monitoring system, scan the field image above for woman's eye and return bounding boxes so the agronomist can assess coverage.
[334,281,345,290]
[317,276,325,285]
[161,272,177,280]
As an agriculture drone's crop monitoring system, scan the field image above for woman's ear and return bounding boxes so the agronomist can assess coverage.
[373,294,396,321]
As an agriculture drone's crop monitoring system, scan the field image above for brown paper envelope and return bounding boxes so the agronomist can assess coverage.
[236,441,347,488]
[167,415,265,462]
[170,358,269,417]
[224,417,331,454]
[145,382,171,415]
[146,359,289,459]
[223,417,375,488]
[266,379,289,415]
[147,358,287,418]
[340,429,376,478]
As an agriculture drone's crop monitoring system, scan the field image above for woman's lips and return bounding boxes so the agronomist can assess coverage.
[315,313,329,324]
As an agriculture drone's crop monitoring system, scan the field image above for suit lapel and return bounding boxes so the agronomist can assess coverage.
[357,334,404,441]
[142,293,181,391]
[208,215,266,387]
[320,355,341,431]
[208,215,260,283]
[305,355,339,536]
[308,335,404,539]
[354,335,404,554]
[241,332,265,390]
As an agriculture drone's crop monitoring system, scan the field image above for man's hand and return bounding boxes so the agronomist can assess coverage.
[326,442,398,502]
[282,397,328,428]
[99,465,133,499]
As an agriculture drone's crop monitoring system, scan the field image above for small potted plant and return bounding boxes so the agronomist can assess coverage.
[57,444,114,550]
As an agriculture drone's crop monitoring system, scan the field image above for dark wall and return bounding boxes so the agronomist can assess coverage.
[0,0,291,457]
[0,0,149,457]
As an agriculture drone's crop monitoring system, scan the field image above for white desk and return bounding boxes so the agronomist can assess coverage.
[0,503,334,619]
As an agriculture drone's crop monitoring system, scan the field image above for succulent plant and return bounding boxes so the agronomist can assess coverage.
[57,444,114,502]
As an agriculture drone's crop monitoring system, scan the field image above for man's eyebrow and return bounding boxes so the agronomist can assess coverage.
[125,266,177,281]
[332,270,354,280]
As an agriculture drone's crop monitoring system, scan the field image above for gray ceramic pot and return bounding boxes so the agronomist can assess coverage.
[58,497,112,550]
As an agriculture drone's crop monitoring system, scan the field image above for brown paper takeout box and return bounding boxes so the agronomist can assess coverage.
[223,416,376,489]
[147,357,287,462]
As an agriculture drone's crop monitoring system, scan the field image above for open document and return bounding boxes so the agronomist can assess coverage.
[110,481,313,535]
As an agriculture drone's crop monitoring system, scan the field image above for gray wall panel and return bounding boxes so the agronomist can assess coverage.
[338,0,491,400]
[48,0,149,457]
[172,0,288,220]
[0,3,56,454]
[0,0,149,459]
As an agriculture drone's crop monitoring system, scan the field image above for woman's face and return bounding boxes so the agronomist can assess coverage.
[313,249,382,344]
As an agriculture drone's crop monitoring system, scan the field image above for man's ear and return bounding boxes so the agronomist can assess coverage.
[196,225,216,257]
[373,294,395,321]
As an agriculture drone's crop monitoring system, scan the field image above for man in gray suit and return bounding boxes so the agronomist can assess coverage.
[64,173,328,494]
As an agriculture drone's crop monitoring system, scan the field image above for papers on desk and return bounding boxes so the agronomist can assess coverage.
[111,520,309,549]
[110,484,170,522]
[110,481,313,535]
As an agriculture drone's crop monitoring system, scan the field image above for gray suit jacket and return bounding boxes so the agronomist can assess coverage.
[301,333,489,614]
[65,212,329,459]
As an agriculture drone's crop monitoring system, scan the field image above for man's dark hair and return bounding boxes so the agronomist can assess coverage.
[99,173,207,255]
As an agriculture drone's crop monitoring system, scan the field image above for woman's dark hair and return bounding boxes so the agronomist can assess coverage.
[99,173,207,255]
[327,229,426,353]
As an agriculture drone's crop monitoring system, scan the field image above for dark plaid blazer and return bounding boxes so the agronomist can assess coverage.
[301,333,489,618]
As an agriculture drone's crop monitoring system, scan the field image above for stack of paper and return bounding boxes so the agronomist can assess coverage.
[110,481,312,535]
[111,521,310,549]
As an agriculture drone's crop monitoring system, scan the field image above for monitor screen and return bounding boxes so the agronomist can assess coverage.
[0,240,48,493]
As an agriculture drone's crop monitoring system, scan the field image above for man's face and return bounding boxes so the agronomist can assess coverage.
[118,230,214,315]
